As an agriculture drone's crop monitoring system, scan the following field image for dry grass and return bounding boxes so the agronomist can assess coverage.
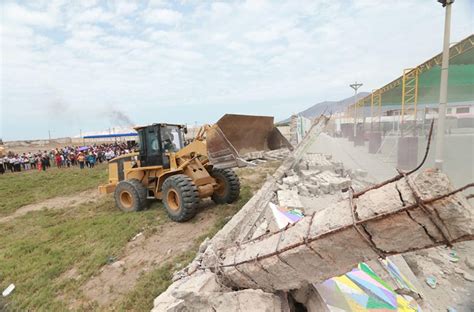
[0,161,282,311]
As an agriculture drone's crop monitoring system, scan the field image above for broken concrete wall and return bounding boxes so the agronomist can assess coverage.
[152,114,472,311]
[218,170,473,291]
[153,116,330,311]
[203,116,330,251]
[152,271,283,312]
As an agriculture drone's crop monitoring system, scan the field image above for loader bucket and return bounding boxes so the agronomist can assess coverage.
[206,125,248,169]
[216,114,292,155]
[206,114,292,169]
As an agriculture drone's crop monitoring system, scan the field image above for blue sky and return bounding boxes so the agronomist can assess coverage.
[1,0,473,140]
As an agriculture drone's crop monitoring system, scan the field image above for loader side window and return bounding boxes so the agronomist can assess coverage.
[138,130,145,152]
[148,129,159,153]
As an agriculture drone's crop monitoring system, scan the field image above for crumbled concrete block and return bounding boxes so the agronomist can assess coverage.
[319,182,331,194]
[282,175,299,187]
[299,170,320,180]
[306,184,320,196]
[159,288,283,312]
[251,220,269,240]
[198,237,210,254]
[153,271,225,311]
[278,190,303,209]
[298,185,310,197]
[187,261,199,275]
[287,170,297,176]
[302,153,335,171]
[308,171,351,194]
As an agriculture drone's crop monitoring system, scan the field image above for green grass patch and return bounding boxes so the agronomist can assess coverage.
[0,198,166,311]
[0,161,281,311]
[0,165,108,216]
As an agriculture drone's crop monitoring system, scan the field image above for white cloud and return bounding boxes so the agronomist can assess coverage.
[1,0,473,140]
[74,7,114,23]
[143,8,182,25]
[2,3,57,28]
[115,1,137,15]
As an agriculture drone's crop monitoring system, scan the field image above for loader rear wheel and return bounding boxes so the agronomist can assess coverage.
[211,168,240,204]
[114,179,147,212]
[162,174,199,222]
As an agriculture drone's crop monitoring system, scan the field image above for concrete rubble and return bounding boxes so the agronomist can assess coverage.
[243,149,291,164]
[152,271,284,312]
[152,115,474,311]
[218,170,473,291]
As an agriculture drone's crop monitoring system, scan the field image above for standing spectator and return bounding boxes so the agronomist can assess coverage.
[55,153,62,168]
[13,156,21,172]
[23,154,30,170]
[0,156,4,174]
[29,153,36,170]
[41,154,47,171]
[5,156,12,172]
[87,153,96,168]
[69,153,76,166]
[36,155,42,171]
[77,153,85,169]
[45,151,51,168]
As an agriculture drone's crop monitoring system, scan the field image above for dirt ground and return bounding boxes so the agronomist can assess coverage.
[0,160,281,310]
[68,201,219,309]
[404,241,474,312]
[0,189,101,224]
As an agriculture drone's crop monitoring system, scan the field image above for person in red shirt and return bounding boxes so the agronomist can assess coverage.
[55,153,62,168]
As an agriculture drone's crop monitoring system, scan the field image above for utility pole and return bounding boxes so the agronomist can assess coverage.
[48,130,51,141]
[434,0,453,170]
[350,82,363,137]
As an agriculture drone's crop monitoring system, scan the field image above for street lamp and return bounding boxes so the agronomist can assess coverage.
[434,0,454,170]
[350,82,363,137]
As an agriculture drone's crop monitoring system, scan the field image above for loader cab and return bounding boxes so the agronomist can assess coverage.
[135,123,187,168]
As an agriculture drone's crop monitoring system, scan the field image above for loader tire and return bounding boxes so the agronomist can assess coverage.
[114,179,147,212]
[162,174,200,222]
[210,168,240,204]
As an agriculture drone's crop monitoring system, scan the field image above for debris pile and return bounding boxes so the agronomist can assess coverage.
[243,149,291,164]
[217,170,474,291]
[152,115,474,311]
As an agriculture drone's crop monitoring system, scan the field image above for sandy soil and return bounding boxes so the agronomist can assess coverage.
[65,203,218,308]
[0,189,100,224]
[404,241,474,312]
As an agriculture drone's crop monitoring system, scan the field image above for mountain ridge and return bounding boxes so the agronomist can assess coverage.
[279,92,370,123]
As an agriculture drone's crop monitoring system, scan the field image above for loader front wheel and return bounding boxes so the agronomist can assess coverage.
[211,168,240,204]
[162,174,200,222]
[114,179,147,212]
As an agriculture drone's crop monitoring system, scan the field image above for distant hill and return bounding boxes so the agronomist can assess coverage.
[279,92,370,123]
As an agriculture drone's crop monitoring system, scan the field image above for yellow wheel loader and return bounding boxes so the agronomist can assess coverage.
[99,114,292,222]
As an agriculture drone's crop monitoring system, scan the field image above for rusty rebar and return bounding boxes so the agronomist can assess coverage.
[353,119,434,198]
[218,180,472,269]
[399,170,453,246]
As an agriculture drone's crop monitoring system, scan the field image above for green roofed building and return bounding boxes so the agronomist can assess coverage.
[348,34,474,119]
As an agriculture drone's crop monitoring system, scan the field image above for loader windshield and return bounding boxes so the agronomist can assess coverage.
[161,125,184,152]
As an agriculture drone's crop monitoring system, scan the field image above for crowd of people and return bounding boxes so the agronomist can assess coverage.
[0,142,136,175]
